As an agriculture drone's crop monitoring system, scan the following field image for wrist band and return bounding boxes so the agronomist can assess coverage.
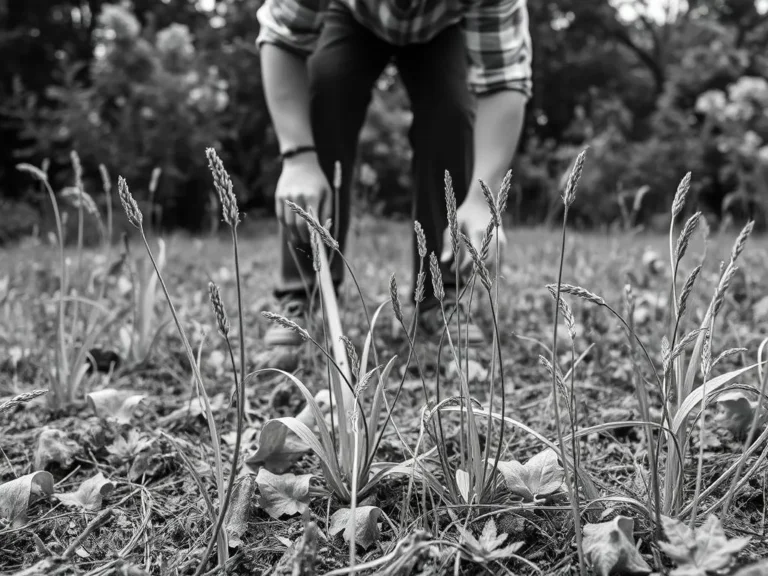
[280,145,316,161]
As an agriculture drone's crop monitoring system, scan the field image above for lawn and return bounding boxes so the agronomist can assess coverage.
[1,184,768,575]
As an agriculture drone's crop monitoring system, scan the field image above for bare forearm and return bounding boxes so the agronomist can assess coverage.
[466,90,526,204]
[260,44,315,152]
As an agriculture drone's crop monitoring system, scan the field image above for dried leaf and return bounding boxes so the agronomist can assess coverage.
[329,506,382,550]
[456,469,470,503]
[716,391,765,440]
[87,388,146,424]
[583,516,652,576]
[256,469,311,519]
[496,449,564,501]
[54,472,115,511]
[659,515,750,575]
[458,518,523,563]
[34,428,79,470]
[225,474,256,548]
[129,444,164,482]
[246,424,308,474]
[0,472,54,528]
[733,559,768,576]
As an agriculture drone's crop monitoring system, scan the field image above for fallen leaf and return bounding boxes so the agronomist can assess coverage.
[446,359,488,383]
[733,559,768,576]
[0,472,54,528]
[496,449,565,502]
[87,389,146,424]
[225,474,256,548]
[659,515,750,575]
[220,427,258,448]
[256,469,311,519]
[329,506,382,550]
[245,424,308,474]
[583,516,652,576]
[129,444,164,482]
[716,391,765,440]
[34,428,79,470]
[54,472,115,511]
[458,518,523,564]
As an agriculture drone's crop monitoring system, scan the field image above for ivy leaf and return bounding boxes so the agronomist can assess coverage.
[458,518,523,564]
[329,506,382,550]
[87,389,146,425]
[583,516,652,576]
[34,428,79,471]
[716,391,765,440]
[256,468,311,519]
[54,473,115,511]
[496,449,564,501]
[0,472,54,528]
[659,515,750,575]
[246,424,308,474]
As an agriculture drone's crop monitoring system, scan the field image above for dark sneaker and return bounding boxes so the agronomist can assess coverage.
[264,295,311,348]
[418,297,486,347]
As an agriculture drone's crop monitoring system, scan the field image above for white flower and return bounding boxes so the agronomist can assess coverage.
[695,90,726,116]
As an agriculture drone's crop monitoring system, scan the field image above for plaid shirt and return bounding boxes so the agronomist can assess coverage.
[256,0,532,99]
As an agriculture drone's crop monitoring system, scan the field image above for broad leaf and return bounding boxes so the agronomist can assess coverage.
[716,391,764,440]
[34,428,79,470]
[329,506,382,550]
[456,469,470,503]
[106,429,152,462]
[256,468,311,519]
[54,473,115,511]
[496,449,564,501]
[659,515,750,575]
[458,518,523,563]
[0,472,54,528]
[225,474,256,548]
[87,389,146,424]
[583,516,651,576]
[245,423,308,474]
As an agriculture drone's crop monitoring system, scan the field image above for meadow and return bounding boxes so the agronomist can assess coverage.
[1,156,768,576]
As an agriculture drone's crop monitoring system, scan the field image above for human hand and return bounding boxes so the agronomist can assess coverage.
[275,153,331,243]
[440,197,506,274]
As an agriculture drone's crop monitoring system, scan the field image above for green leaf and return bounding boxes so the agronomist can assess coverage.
[457,518,523,563]
[87,388,146,424]
[329,506,382,550]
[256,468,312,519]
[0,472,54,528]
[716,391,764,440]
[659,515,750,575]
[496,449,564,502]
[54,473,115,511]
[583,516,652,576]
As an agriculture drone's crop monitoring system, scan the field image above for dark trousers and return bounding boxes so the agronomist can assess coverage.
[275,1,475,309]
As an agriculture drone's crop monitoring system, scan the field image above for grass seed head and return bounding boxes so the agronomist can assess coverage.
[701,328,713,379]
[444,171,459,255]
[70,150,84,195]
[661,336,671,373]
[547,286,576,341]
[117,176,143,228]
[99,164,111,195]
[460,232,492,291]
[261,311,309,341]
[205,147,240,227]
[548,283,605,306]
[149,167,162,194]
[713,265,737,317]
[675,211,701,264]
[678,264,702,320]
[480,180,501,227]
[62,186,98,216]
[562,149,587,208]
[730,220,754,264]
[389,273,403,322]
[414,271,426,304]
[0,389,48,414]
[208,282,230,337]
[672,172,691,219]
[340,335,360,380]
[479,220,495,262]
[498,169,512,215]
[429,253,445,303]
[414,221,427,259]
[285,201,339,250]
[16,163,48,182]
[310,230,321,272]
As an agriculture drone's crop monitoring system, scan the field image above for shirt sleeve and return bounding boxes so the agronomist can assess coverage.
[256,0,326,58]
[462,0,533,99]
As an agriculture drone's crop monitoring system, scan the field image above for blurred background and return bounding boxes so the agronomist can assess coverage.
[2,0,768,245]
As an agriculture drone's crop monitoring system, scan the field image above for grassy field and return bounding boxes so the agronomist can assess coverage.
[2,199,768,575]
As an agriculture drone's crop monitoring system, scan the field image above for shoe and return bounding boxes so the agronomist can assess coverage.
[418,295,486,347]
[264,295,310,348]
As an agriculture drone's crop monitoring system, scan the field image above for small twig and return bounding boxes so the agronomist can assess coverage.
[62,508,114,560]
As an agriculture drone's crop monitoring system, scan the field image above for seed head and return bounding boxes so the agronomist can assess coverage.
[429,253,445,303]
[16,163,48,182]
[208,282,230,337]
[70,150,84,195]
[414,271,426,304]
[340,335,360,380]
[261,311,309,341]
[675,212,701,264]
[0,389,48,414]
[562,149,587,208]
[99,164,111,196]
[672,172,691,219]
[149,167,162,194]
[547,283,605,306]
[414,221,427,259]
[460,232,492,291]
[117,176,143,228]
[479,180,500,227]
[285,201,339,250]
[661,336,671,373]
[669,328,703,366]
[479,220,495,261]
[547,286,576,342]
[498,169,512,216]
[310,229,322,272]
[678,264,702,320]
[205,147,240,227]
[61,186,98,216]
[730,220,753,264]
[444,171,459,255]
[389,273,403,322]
